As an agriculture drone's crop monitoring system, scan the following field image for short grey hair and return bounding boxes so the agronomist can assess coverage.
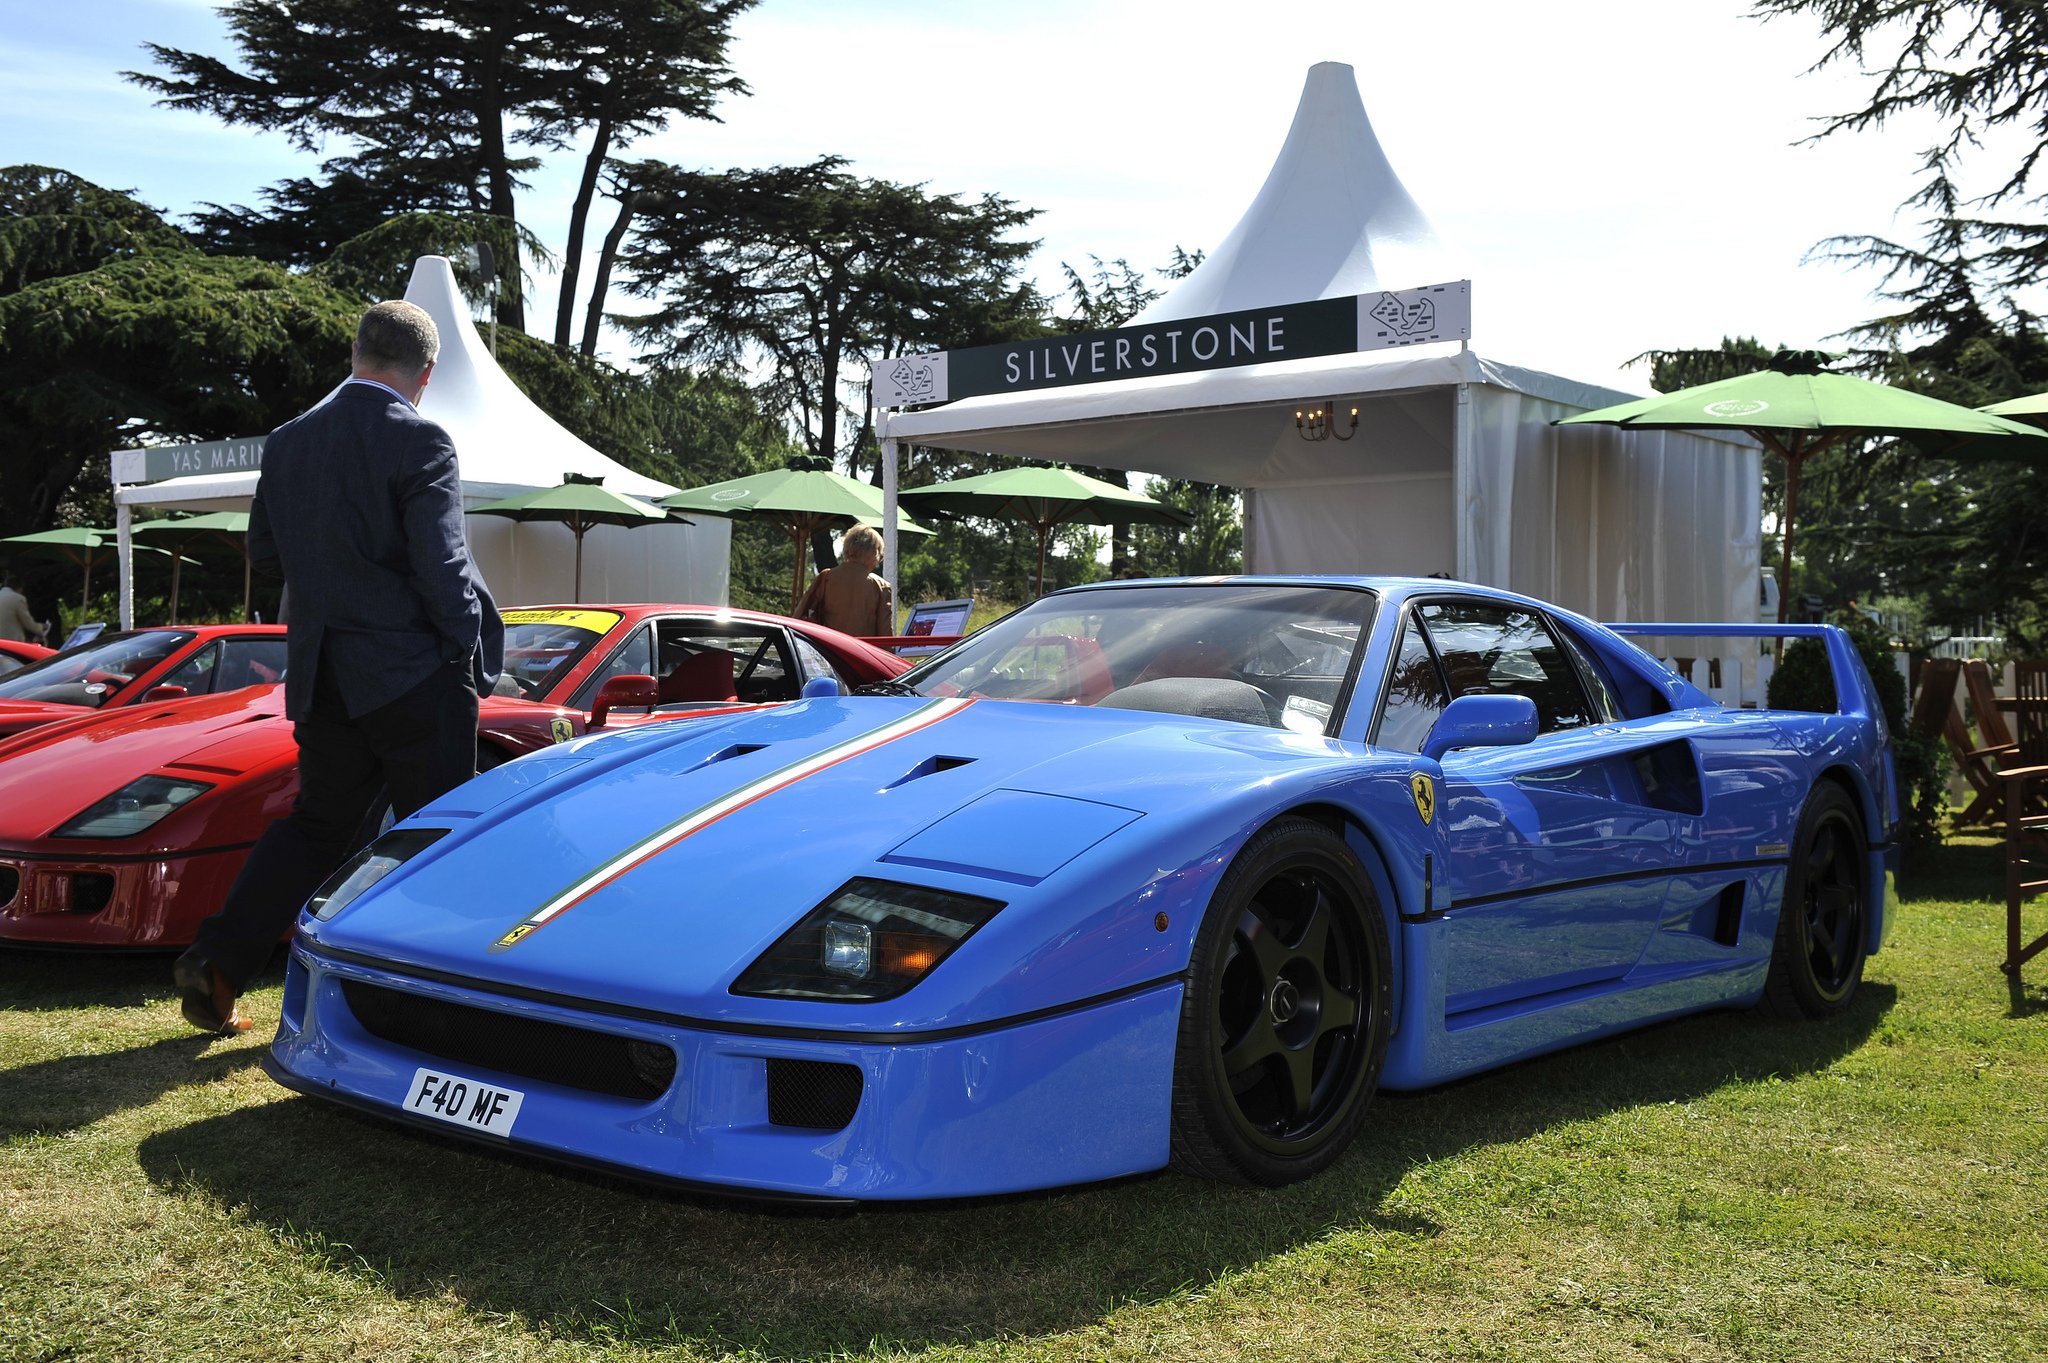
[841,523,883,562]
[354,300,440,378]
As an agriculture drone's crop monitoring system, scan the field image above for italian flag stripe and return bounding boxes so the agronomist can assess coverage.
[489,697,974,952]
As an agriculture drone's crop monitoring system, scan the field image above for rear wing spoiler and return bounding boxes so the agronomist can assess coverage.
[1604,622,1890,738]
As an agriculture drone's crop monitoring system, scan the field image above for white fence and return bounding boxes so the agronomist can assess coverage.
[1633,640,1911,710]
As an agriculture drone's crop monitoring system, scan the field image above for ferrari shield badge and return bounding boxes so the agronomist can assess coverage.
[549,717,575,744]
[1410,773,1436,826]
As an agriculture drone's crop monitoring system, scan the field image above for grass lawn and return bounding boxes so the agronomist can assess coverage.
[3,837,2044,1363]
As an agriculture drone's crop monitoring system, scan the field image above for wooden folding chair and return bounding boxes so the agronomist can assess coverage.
[1909,657,1962,741]
[2014,662,2048,813]
[1953,660,2023,827]
[2002,764,2048,976]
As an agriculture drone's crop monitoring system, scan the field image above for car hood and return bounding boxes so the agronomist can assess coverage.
[0,686,290,840]
[307,695,1371,1028]
[0,698,87,736]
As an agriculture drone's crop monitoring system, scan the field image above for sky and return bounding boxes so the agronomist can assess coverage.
[0,0,1985,395]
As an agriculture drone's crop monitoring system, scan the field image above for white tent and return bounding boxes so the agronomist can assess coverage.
[878,63,1759,624]
[111,256,730,621]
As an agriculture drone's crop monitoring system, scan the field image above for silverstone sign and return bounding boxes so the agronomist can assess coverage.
[110,435,267,487]
[873,280,1469,407]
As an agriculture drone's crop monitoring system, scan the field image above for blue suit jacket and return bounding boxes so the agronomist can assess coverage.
[250,381,503,720]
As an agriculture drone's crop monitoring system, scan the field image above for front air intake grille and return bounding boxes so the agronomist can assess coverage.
[339,978,676,1101]
[766,1058,863,1130]
[70,872,114,915]
[0,866,18,909]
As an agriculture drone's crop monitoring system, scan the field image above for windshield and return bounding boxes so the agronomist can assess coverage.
[0,630,194,707]
[495,608,623,700]
[896,584,1374,734]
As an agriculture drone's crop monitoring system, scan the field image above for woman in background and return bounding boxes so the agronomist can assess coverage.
[796,523,894,638]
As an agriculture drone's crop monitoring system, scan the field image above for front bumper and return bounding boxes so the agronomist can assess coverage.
[0,843,251,947]
[267,942,1182,1201]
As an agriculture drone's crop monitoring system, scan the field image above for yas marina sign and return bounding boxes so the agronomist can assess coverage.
[873,280,1469,407]
[110,436,267,487]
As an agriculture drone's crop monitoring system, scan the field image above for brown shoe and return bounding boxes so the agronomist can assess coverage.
[173,951,252,1035]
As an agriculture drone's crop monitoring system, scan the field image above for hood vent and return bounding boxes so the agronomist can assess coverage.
[883,754,976,791]
[688,742,768,772]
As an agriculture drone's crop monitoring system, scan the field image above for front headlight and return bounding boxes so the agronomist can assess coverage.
[53,776,213,839]
[731,878,1005,1001]
[306,828,448,921]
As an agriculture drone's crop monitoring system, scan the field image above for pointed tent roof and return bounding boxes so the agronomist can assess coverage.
[400,256,675,501]
[113,255,675,511]
[883,62,1630,470]
[1132,61,1450,324]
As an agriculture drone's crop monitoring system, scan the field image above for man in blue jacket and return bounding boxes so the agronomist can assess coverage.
[175,300,503,1033]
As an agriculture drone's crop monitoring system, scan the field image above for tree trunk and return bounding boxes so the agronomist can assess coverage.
[555,117,614,348]
[581,188,640,357]
[476,33,524,331]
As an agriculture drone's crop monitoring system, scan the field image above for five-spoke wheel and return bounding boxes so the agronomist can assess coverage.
[1765,784,1869,1018]
[1171,816,1390,1185]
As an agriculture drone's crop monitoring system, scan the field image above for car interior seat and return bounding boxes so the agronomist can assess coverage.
[1131,642,1232,687]
[657,649,738,705]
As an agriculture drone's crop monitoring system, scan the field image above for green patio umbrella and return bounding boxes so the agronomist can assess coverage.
[899,466,1194,597]
[660,468,934,612]
[0,527,193,619]
[130,511,251,624]
[1556,350,2048,620]
[469,475,677,601]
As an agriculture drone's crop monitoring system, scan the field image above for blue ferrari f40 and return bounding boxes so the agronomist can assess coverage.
[267,578,1898,1200]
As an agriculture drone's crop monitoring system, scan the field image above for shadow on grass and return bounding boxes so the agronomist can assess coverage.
[130,986,1893,1359]
[1,1034,265,1139]
[0,944,287,1012]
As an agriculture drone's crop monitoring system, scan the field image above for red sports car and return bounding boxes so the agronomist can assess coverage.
[0,605,909,948]
[0,639,55,677]
[0,624,288,738]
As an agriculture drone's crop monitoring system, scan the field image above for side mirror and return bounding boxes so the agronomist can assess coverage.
[800,675,845,699]
[143,684,190,703]
[588,673,658,730]
[1421,693,1539,762]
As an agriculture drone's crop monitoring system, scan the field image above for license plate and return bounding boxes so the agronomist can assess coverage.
[402,1066,524,1137]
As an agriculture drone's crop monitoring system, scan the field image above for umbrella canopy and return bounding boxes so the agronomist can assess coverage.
[1556,351,2048,619]
[130,512,251,625]
[469,476,675,601]
[0,528,193,617]
[1981,391,2048,423]
[899,467,1194,597]
[660,469,934,611]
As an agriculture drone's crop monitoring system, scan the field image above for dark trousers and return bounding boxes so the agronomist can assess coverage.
[189,659,478,989]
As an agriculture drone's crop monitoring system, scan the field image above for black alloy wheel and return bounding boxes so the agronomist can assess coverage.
[1764,783,1869,1018]
[1170,816,1391,1186]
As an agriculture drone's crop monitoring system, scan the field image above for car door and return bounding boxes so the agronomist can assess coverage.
[1392,598,1680,1016]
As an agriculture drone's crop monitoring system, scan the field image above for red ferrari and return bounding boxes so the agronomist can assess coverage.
[0,639,55,677]
[0,624,288,738]
[0,605,909,948]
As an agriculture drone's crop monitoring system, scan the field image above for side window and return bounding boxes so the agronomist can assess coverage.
[570,625,654,710]
[217,637,289,691]
[1419,600,1593,735]
[1372,612,1450,753]
[1554,623,1622,724]
[791,634,839,687]
[653,624,794,703]
[154,642,220,694]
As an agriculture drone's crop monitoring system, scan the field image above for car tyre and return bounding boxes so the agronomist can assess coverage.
[1170,816,1391,1186]
[1763,783,1868,1019]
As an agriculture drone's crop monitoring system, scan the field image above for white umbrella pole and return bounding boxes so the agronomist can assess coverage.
[880,413,900,618]
[117,504,134,630]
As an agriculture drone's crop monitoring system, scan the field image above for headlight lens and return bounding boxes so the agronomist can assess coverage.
[306,828,448,921]
[53,776,213,838]
[732,878,1005,1001]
